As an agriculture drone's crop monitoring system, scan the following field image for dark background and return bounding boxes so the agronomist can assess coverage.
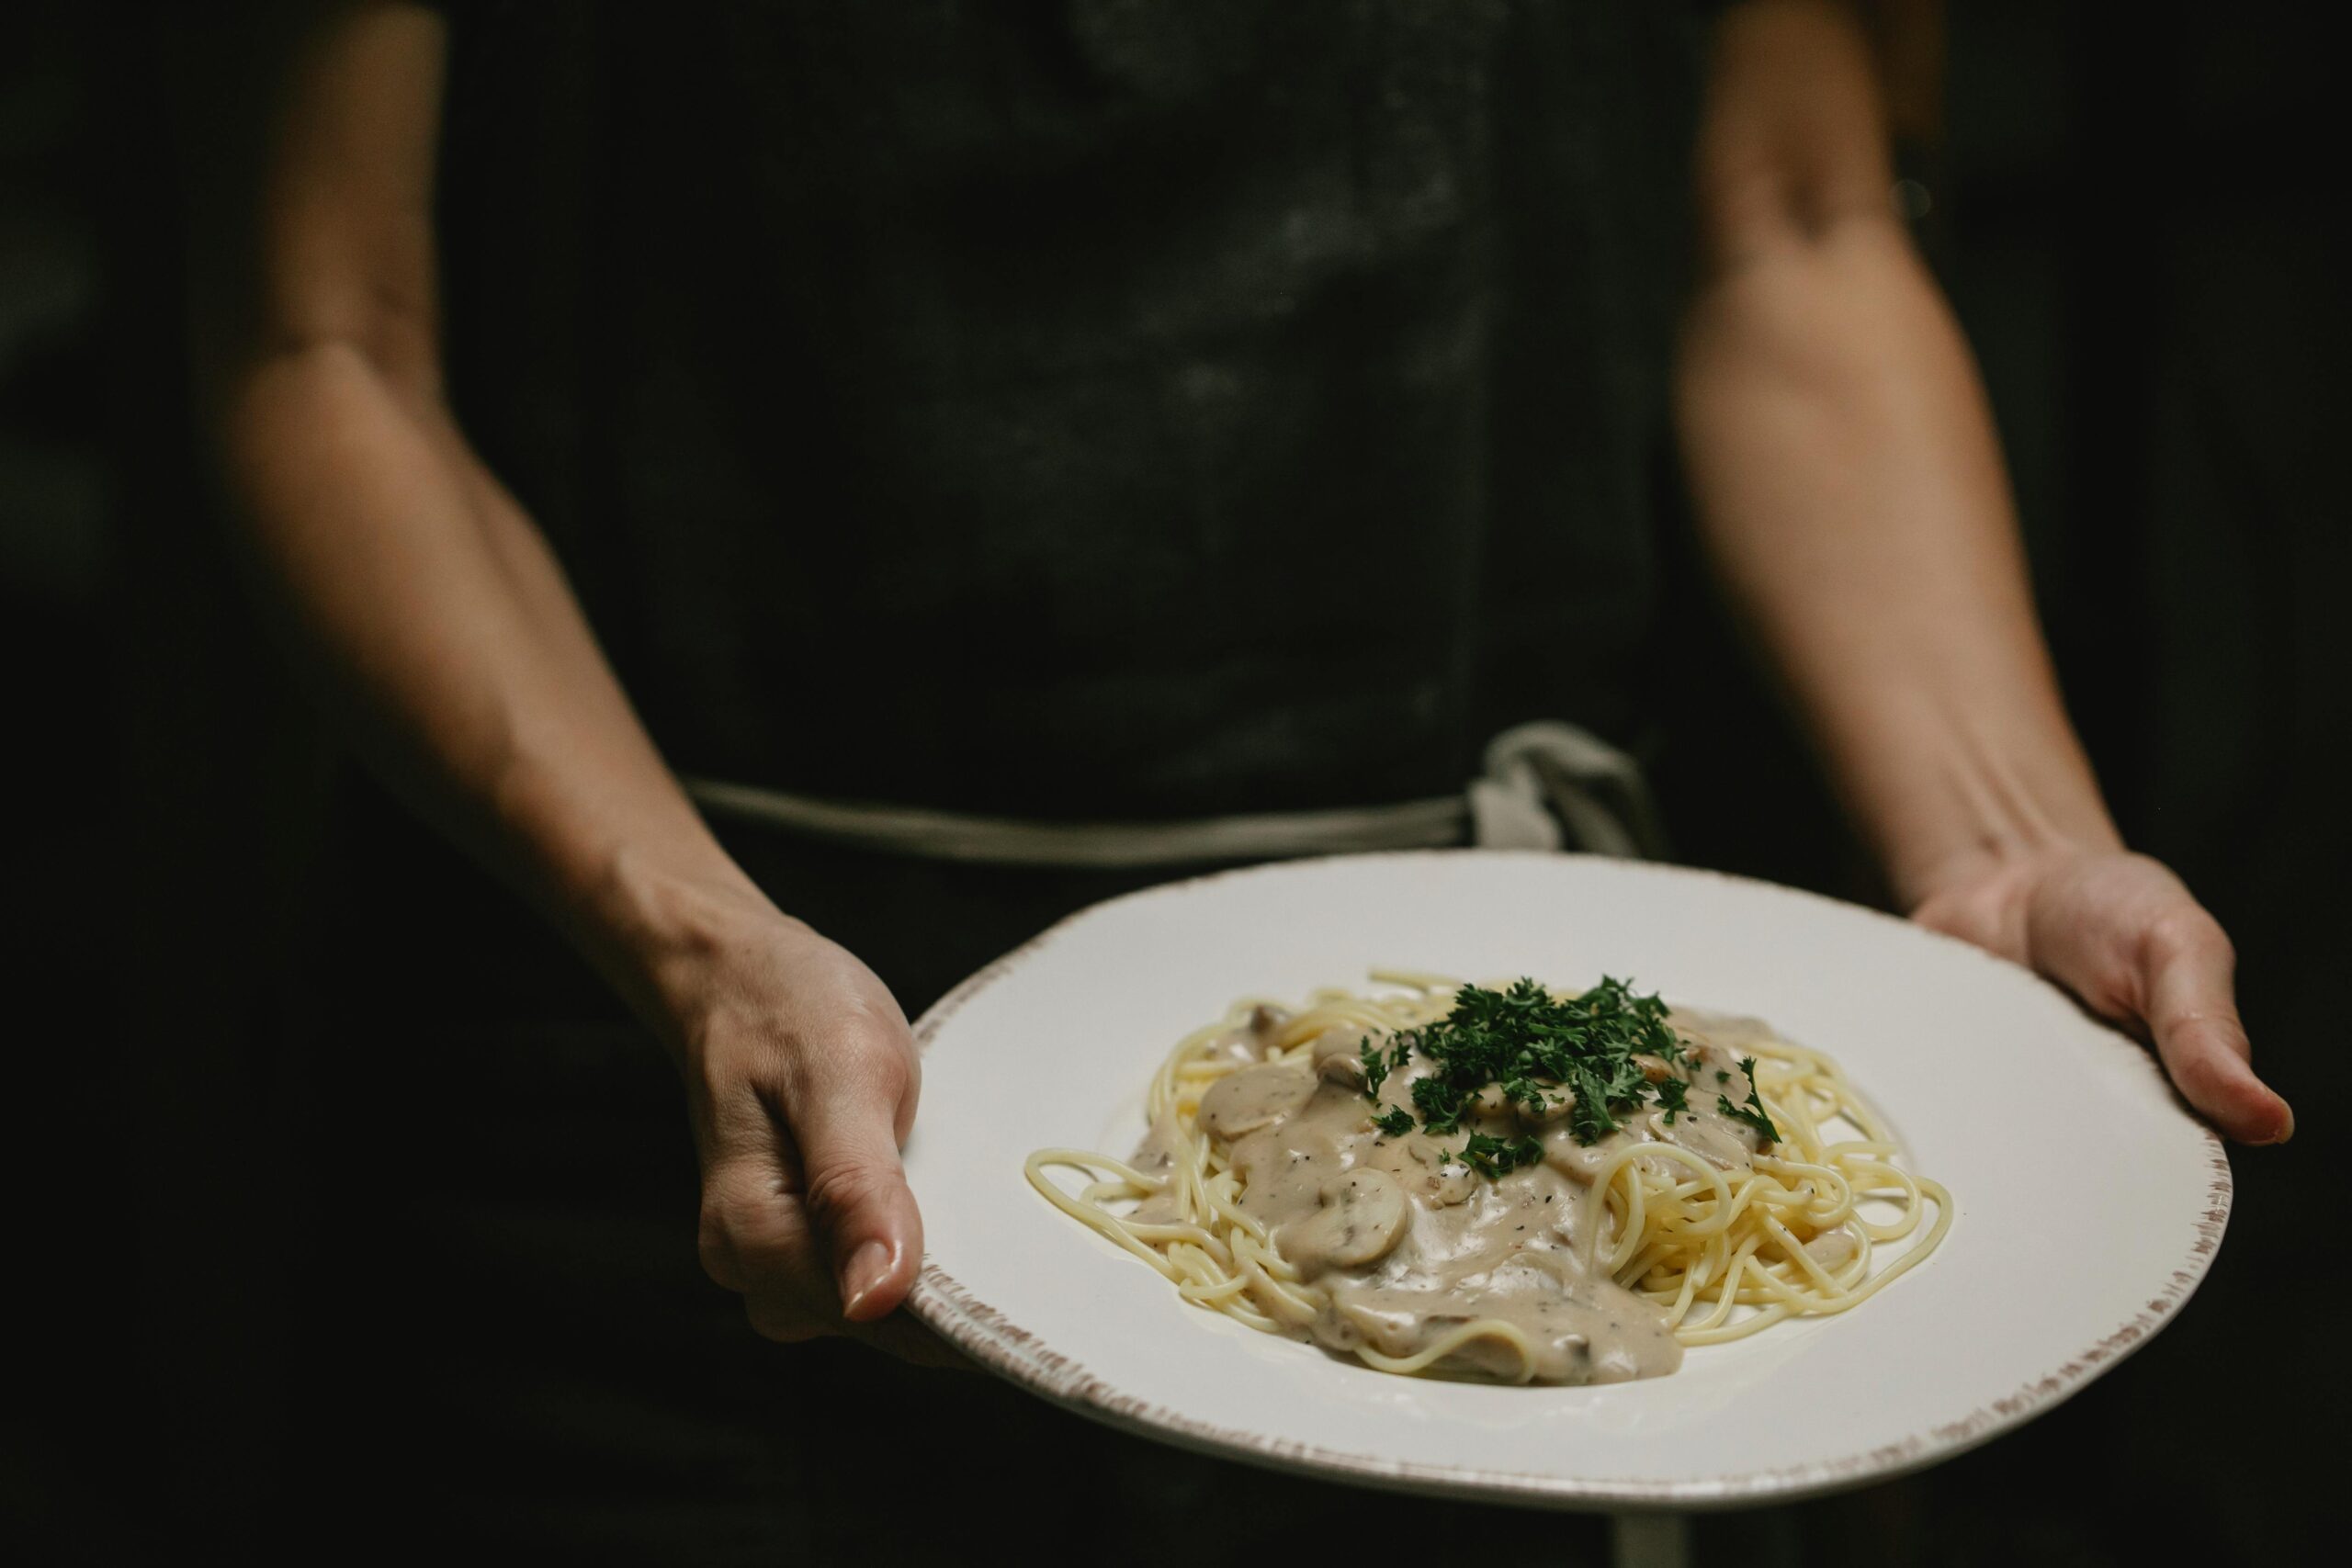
[6,5,2340,1562]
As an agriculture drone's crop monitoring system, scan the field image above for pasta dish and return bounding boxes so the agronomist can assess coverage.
[1026,971,1951,1384]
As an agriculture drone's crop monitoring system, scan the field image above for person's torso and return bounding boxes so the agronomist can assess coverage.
[435,0,1709,818]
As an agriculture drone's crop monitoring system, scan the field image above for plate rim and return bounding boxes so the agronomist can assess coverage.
[901,849,2233,1510]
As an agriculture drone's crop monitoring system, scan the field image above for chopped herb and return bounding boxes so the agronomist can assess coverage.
[1655,1077,1690,1124]
[1370,1107,1415,1137]
[1458,1132,1546,1178]
[1359,1037,1391,1099]
[1410,1071,1465,1135]
[1715,1056,1781,1144]
[1358,976,1700,1170]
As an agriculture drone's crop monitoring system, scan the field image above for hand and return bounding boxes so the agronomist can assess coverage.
[1910,845,2292,1144]
[645,883,961,1364]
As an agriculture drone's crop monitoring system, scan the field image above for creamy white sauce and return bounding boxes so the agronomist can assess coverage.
[1139,1006,1781,1384]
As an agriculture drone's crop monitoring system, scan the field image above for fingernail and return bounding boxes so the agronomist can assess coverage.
[2262,1102,2296,1145]
[840,1238,894,1317]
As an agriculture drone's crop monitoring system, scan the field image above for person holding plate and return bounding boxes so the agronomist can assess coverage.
[180,0,2290,1553]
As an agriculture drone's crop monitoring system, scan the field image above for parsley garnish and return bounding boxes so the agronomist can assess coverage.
[1655,1077,1689,1124]
[1359,1037,1391,1099]
[1715,1056,1781,1143]
[1359,976,1710,1171]
[1370,1107,1414,1137]
[1459,1132,1546,1177]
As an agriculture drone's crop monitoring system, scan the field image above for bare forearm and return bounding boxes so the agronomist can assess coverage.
[1675,214,2119,905]
[186,0,944,1340]
[220,339,766,1020]
[1665,0,2289,1143]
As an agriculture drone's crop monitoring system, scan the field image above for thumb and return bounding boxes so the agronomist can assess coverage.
[792,1066,925,1323]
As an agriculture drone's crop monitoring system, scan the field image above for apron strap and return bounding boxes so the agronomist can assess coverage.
[685,721,1662,870]
[1466,720,1670,860]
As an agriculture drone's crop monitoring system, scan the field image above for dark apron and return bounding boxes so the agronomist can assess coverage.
[283,2,1710,1558]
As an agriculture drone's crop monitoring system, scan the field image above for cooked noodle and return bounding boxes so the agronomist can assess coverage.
[1027,971,1951,1381]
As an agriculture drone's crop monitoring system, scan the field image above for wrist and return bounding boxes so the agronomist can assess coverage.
[482,750,793,1045]
[580,840,804,1055]
[1873,721,2122,912]
[1899,819,2121,916]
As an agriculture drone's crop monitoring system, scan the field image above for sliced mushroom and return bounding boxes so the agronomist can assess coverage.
[1307,1025,1374,1066]
[1281,1168,1409,1271]
[1541,1122,1627,1183]
[1803,1224,1861,1273]
[1326,1286,1424,1359]
[1426,1157,1479,1207]
[1379,1134,1479,1205]
[1129,1104,1182,1173]
[1245,1004,1290,1051]
[1662,1038,1766,1163]
[1317,1052,1367,1089]
[1521,1089,1579,1127]
[1196,1065,1316,1140]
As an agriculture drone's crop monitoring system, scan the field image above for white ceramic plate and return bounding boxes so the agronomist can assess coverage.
[901,852,2229,1509]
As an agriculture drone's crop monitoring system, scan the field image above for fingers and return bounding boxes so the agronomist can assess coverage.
[700,1143,952,1363]
[681,925,932,1344]
[697,989,923,1329]
[789,1037,925,1322]
[698,1089,935,1341]
[2139,913,2294,1145]
[698,1132,837,1334]
[1948,850,2296,1146]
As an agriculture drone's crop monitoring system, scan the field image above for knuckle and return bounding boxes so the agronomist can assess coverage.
[699,1168,776,1236]
[689,1023,769,1112]
[695,1212,742,1291]
[801,1150,902,1227]
[827,998,917,1063]
[786,1027,916,1111]
[865,1041,918,1104]
[696,1171,806,1288]
[2144,906,2229,968]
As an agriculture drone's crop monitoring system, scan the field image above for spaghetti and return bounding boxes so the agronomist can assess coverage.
[1026,970,1951,1383]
